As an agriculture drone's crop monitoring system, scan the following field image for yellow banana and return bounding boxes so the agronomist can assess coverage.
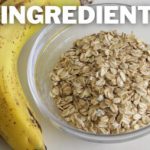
[1,0,80,7]
[0,0,81,150]
[1,0,51,7]
[0,23,46,150]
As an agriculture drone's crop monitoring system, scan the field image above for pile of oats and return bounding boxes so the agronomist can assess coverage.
[50,31,150,134]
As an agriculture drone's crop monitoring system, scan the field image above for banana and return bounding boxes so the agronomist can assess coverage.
[0,0,81,150]
[0,23,46,150]
[1,0,81,7]
[1,0,51,7]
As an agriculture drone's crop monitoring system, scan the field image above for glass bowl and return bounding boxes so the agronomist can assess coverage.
[27,3,150,143]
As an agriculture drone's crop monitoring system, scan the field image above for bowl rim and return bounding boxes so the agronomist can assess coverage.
[27,2,150,143]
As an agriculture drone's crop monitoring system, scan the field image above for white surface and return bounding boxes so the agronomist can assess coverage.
[1,0,150,150]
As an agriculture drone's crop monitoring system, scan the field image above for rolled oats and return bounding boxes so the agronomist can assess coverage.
[50,31,150,135]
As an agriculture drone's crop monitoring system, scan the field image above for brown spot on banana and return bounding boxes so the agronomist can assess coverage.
[27,107,42,133]
[80,0,83,5]
[80,0,93,5]
[15,2,24,9]
[0,0,7,5]
[45,145,47,150]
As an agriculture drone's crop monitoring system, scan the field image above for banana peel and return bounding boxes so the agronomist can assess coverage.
[1,0,51,7]
[0,0,81,149]
[0,24,46,150]
[1,0,81,7]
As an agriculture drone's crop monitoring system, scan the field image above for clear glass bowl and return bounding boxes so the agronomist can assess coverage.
[27,3,150,143]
